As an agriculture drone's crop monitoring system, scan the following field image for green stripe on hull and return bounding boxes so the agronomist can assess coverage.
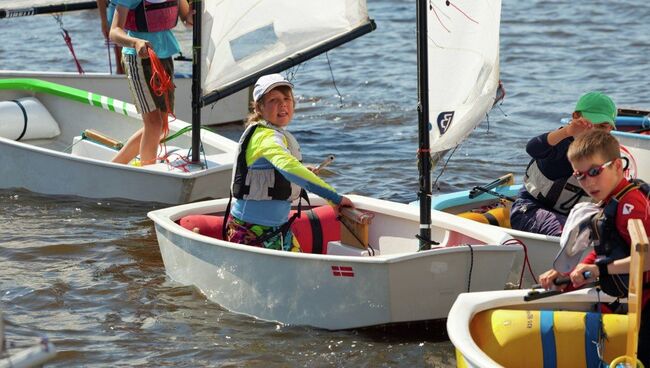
[0,78,130,115]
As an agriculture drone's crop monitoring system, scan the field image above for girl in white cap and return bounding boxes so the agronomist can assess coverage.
[226,74,353,251]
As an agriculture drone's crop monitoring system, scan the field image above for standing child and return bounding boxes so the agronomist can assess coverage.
[109,0,192,166]
[539,129,650,366]
[226,74,353,252]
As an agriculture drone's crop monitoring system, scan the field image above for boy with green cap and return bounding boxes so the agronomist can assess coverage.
[510,91,617,236]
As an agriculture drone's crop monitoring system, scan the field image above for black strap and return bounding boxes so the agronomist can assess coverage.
[307,210,323,254]
[250,197,304,246]
[11,99,28,141]
[221,192,233,240]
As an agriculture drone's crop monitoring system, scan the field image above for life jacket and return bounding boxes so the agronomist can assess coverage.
[524,159,592,215]
[231,122,303,202]
[590,179,650,298]
[124,0,178,33]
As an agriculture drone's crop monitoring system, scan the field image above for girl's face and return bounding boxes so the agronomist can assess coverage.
[259,88,294,127]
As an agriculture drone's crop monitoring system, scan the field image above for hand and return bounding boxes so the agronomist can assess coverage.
[183,11,194,27]
[565,116,593,137]
[337,196,354,212]
[539,269,563,290]
[306,165,317,173]
[570,263,597,288]
[134,39,151,58]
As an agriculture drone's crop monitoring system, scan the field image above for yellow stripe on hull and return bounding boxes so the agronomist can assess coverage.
[468,309,628,367]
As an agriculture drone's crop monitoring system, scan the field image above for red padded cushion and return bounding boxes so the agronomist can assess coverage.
[177,205,340,254]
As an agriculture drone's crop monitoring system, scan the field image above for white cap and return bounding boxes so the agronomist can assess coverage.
[253,74,293,102]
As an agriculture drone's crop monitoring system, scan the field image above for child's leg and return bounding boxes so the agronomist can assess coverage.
[111,127,143,164]
[139,110,164,165]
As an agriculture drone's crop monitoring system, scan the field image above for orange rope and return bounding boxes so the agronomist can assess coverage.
[146,47,176,141]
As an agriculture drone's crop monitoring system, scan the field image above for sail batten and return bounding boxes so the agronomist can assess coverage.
[427,0,501,153]
[201,0,373,103]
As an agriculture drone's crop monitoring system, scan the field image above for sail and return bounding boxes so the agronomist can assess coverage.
[200,0,374,105]
[427,0,501,153]
[1,0,96,18]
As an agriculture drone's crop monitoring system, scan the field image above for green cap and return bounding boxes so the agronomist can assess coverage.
[574,91,617,127]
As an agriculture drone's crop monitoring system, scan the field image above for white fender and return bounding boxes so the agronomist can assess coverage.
[0,97,61,141]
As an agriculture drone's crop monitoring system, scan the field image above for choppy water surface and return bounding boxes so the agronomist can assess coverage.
[0,1,648,366]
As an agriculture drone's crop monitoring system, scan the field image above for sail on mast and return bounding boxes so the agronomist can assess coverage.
[427,0,501,154]
[198,0,375,106]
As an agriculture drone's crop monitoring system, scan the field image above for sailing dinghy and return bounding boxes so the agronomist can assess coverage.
[0,0,250,125]
[448,219,648,368]
[147,0,525,330]
[0,78,237,204]
[427,109,650,286]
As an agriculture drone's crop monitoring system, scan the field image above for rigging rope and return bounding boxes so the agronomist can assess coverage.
[146,46,175,163]
[53,14,84,74]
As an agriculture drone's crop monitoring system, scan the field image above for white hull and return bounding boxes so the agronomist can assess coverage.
[614,131,650,181]
[148,195,524,330]
[0,79,237,204]
[428,186,559,287]
[447,288,619,368]
[0,70,250,125]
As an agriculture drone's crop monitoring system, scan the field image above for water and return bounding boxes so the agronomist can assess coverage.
[0,0,648,366]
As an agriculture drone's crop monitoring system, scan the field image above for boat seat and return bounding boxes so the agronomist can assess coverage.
[178,205,340,254]
[0,97,60,141]
[71,132,183,163]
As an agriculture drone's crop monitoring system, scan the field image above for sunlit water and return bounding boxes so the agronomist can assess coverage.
[0,1,648,366]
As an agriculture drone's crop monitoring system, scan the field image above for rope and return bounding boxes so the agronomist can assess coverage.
[146,47,175,140]
[105,38,113,74]
[53,14,84,74]
[325,52,344,107]
[502,238,538,287]
[466,243,474,292]
[336,215,376,256]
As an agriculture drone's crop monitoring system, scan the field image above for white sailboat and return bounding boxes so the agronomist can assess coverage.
[428,111,650,286]
[147,0,525,330]
[0,78,237,204]
[0,312,57,368]
[448,219,648,368]
[0,0,250,125]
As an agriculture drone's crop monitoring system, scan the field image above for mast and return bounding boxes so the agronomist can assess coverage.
[416,0,432,250]
[190,0,202,163]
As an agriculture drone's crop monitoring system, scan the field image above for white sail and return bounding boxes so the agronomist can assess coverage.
[427,0,501,153]
[201,0,371,98]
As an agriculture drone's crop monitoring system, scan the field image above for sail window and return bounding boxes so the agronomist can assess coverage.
[229,24,278,62]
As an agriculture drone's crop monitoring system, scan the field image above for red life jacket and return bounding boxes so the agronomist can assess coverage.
[124,0,178,33]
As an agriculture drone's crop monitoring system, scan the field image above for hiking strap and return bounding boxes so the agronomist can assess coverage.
[222,189,311,247]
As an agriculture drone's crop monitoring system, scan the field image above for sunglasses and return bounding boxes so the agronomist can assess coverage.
[572,160,614,181]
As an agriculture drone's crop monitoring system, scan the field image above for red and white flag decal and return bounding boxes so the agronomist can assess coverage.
[331,265,354,277]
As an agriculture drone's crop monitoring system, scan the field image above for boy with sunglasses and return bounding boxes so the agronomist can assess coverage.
[540,129,650,366]
[510,92,617,236]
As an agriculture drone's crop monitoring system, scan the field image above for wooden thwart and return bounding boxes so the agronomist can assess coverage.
[339,207,374,249]
[623,219,648,366]
[82,129,123,150]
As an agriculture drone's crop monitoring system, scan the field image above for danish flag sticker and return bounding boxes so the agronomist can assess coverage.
[331,266,354,277]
